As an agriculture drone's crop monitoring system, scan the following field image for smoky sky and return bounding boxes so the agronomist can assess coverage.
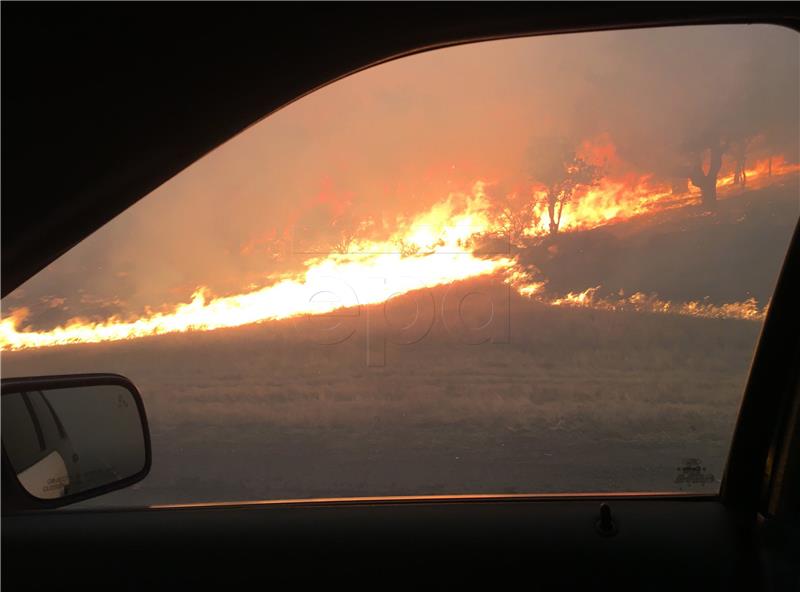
[4,25,798,328]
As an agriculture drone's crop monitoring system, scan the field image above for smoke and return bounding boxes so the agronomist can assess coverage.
[4,24,797,327]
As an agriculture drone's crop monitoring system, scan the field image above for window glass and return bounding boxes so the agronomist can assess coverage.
[2,25,798,506]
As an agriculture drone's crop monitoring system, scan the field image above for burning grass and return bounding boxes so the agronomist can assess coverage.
[3,164,796,351]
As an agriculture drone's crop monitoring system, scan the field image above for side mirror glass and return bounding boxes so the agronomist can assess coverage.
[2,374,150,509]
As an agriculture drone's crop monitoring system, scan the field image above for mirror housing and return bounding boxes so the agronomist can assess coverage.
[1,373,151,512]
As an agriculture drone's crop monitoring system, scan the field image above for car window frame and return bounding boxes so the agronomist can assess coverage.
[1,10,799,519]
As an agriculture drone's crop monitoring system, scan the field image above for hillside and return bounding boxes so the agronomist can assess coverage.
[517,180,798,303]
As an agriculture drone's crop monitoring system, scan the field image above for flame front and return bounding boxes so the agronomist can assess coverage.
[1,195,514,350]
[2,150,796,352]
[542,286,767,322]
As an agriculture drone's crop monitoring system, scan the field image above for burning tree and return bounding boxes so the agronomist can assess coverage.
[328,207,377,255]
[394,238,421,257]
[331,227,358,254]
[528,138,603,236]
[300,204,364,255]
[494,192,536,247]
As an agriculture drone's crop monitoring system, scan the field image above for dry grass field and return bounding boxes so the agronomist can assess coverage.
[2,183,797,507]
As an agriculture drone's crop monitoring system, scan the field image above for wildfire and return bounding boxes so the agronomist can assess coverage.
[523,154,800,238]
[527,174,678,237]
[717,154,800,191]
[0,195,514,351]
[2,148,795,352]
[540,286,767,322]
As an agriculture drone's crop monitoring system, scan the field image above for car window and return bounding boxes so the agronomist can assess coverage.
[2,24,798,507]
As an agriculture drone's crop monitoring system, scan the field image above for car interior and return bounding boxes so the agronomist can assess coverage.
[2,4,799,591]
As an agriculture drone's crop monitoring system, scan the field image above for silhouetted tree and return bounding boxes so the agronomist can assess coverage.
[730,138,752,187]
[528,138,603,236]
[329,210,364,254]
[394,238,420,257]
[495,193,536,246]
[331,228,358,254]
[688,139,727,208]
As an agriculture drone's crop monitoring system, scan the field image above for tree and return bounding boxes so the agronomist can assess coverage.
[730,137,752,187]
[329,209,365,255]
[494,193,536,246]
[394,238,420,257]
[687,139,727,209]
[528,138,603,236]
[331,227,358,254]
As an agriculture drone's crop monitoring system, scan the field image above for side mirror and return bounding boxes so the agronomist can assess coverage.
[1,373,150,511]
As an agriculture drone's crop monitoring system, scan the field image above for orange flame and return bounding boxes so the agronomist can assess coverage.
[527,174,678,237]
[2,148,796,351]
[1,192,514,350]
[718,154,800,191]
[538,285,766,321]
